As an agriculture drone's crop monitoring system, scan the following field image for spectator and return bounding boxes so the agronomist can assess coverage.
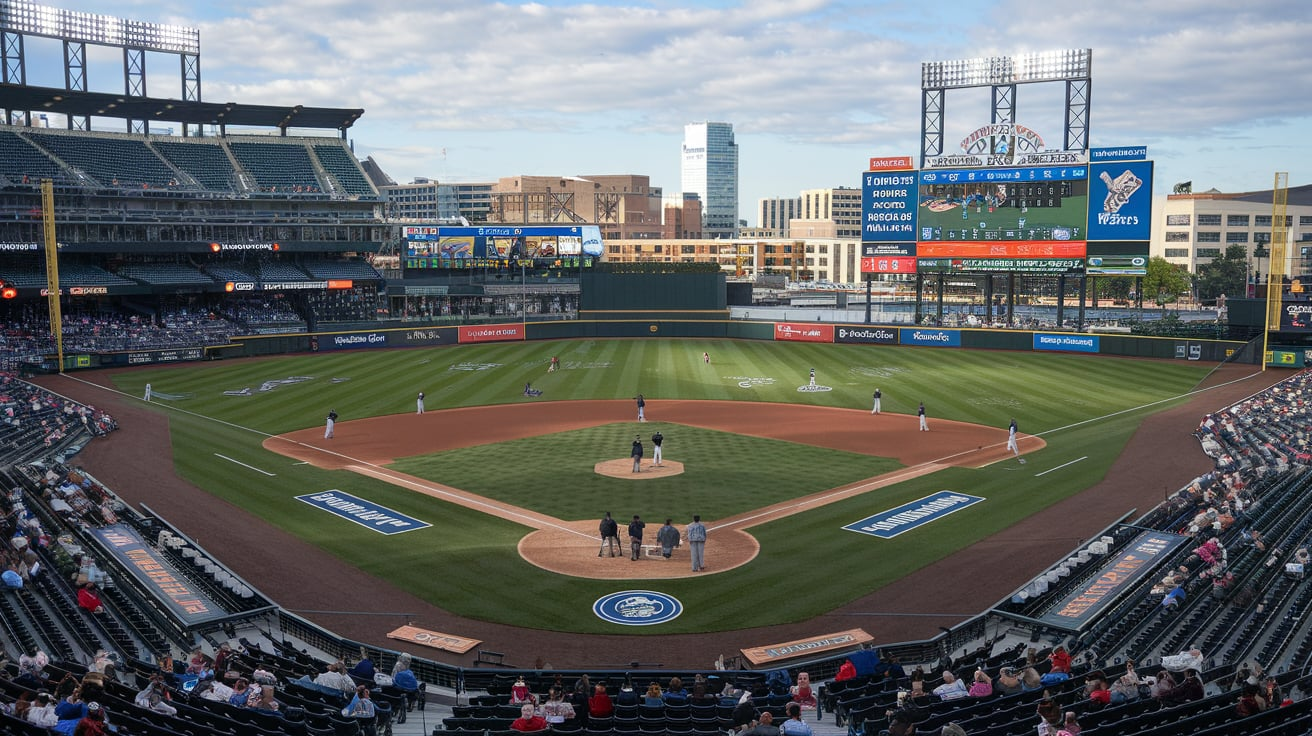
[1048,645,1072,674]
[1021,666,1043,691]
[134,676,177,716]
[730,691,756,732]
[1035,698,1062,736]
[195,676,234,703]
[76,581,104,614]
[16,646,48,688]
[616,680,639,706]
[664,676,688,705]
[909,667,926,697]
[341,685,378,736]
[1062,711,1082,736]
[74,701,108,736]
[26,692,58,727]
[791,672,816,709]
[315,662,355,694]
[350,648,376,681]
[249,684,281,715]
[643,682,664,707]
[1085,674,1111,705]
[1158,669,1204,706]
[542,687,576,725]
[835,659,857,682]
[392,653,420,721]
[511,703,547,732]
[213,643,235,674]
[932,671,968,701]
[741,710,780,736]
[510,676,536,705]
[967,669,992,697]
[2,563,22,589]
[778,703,812,736]
[1236,683,1266,716]
[228,678,252,707]
[995,666,1022,695]
[589,683,614,718]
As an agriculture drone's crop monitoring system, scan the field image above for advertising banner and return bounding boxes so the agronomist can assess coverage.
[917,258,1084,274]
[835,326,897,344]
[868,156,914,171]
[1087,160,1153,241]
[862,242,916,257]
[862,171,918,242]
[386,625,481,654]
[1279,300,1312,332]
[314,332,390,351]
[918,242,1087,258]
[843,491,984,539]
[1034,333,1100,353]
[774,323,834,343]
[391,327,453,346]
[1037,530,1187,630]
[900,328,961,347]
[126,347,204,365]
[1090,146,1148,162]
[458,323,526,344]
[861,256,918,274]
[88,525,230,626]
[741,629,874,666]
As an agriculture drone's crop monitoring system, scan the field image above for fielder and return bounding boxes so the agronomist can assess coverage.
[1007,418,1021,459]
[651,430,664,467]
[808,368,816,387]
[325,409,338,439]
[918,402,928,432]
[144,383,152,402]
[635,394,646,422]
[871,388,882,414]
[416,391,425,414]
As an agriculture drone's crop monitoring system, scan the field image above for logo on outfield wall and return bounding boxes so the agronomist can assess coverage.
[593,590,683,626]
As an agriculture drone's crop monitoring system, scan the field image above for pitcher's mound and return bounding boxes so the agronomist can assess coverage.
[595,458,685,479]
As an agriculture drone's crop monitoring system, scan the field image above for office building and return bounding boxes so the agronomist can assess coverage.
[681,122,739,239]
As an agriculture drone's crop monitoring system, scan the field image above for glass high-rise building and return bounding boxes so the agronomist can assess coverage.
[681,122,738,239]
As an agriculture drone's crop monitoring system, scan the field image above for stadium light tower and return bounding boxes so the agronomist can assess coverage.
[920,48,1091,165]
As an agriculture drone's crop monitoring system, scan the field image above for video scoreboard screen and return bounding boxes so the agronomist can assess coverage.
[917,165,1088,243]
[403,225,604,271]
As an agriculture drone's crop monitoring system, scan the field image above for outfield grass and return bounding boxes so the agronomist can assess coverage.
[388,422,901,522]
[114,339,1213,633]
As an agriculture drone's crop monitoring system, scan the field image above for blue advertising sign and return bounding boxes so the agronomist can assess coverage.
[843,491,985,539]
[295,490,432,535]
[1087,160,1153,241]
[1033,333,1100,353]
[919,166,1088,185]
[593,590,683,626]
[1090,146,1148,162]
[862,171,918,242]
[900,328,961,347]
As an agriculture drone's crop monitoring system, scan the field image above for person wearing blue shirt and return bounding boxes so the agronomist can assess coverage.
[350,650,376,681]
[1,564,22,589]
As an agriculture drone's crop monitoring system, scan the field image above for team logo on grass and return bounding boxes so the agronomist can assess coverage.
[594,590,683,626]
[797,384,833,392]
[843,491,984,539]
[729,376,776,389]
[449,362,502,371]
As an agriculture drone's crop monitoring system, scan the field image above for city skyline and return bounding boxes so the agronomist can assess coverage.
[8,0,1312,224]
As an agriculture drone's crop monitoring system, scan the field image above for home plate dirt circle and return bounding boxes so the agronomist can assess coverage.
[594,458,685,478]
[518,521,759,580]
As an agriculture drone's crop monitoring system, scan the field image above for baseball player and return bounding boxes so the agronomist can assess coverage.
[703,351,710,364]
[598,512,620,557]
[808,368,816,387]
[918,402,928,432]
[325,409,338,439]
[548,356,559,372]
[631,435,643,473]
[416,391,425,414]
[635,394,646,422]
[651,430,664,467]
[872,388,882,414]
[1007,418,1021,459]
[627,514,646,561]
[144,383,152,402]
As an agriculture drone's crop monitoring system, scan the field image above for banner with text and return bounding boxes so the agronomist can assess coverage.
[900,328,961,347]
[88,525,230,626]
[835,326,898,344]
[458,323,527,344]
[1087,160,1153,241]
[1034,333,1100,353]
[1037,530,1187,630]
[774,323,834,343]
[862,171,918,242]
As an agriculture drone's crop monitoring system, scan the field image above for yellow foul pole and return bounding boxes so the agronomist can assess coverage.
[41,179,63,373]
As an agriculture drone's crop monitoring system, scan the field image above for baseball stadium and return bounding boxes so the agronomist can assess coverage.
[0,7,1311,736]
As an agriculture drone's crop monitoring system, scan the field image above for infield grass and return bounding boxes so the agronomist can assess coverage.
[111,338,1217,633]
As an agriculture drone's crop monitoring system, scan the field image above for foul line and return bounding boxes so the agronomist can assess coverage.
[214,453,276,477]
[1035,456,1087,477]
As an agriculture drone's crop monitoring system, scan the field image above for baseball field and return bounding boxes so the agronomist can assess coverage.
[44,336,1271,664]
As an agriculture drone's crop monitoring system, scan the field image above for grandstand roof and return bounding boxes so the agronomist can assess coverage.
[0,83,364,131]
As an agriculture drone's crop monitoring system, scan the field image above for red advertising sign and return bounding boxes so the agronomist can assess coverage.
[868,156,915,171]
[917,241,1087,258]
[458,323,526,344]
[861,256,918,274]
[774,322,834,343]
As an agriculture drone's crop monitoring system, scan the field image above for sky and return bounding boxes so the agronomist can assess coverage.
[14,0,1312,225]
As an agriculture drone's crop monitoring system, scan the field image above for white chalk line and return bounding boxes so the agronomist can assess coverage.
[214,453,275,477]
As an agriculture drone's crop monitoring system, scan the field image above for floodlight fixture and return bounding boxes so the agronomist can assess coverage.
[923,48,1090,89]
[0,0,199,55]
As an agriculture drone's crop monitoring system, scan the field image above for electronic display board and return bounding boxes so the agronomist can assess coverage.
[917,166,1088,243]
[403,225,601,271]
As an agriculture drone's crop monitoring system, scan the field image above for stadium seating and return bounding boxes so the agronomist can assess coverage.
[312,143,377,197]
[26,130,187,190]
[0,130,69,184]
[228,140,324,194]
[301,259,383,280]
[152,139,241,192]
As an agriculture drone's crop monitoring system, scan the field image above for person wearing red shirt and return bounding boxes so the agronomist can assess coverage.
[589,684,614,718]
[511,703,548,732]
[77,582,104,615]
[1048,646,1071,674]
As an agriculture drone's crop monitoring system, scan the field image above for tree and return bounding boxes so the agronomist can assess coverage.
[1143,256,1190,315]
[1194,245,1248,303]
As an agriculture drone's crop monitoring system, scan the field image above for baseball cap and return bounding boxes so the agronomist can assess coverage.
[87,702,101,712]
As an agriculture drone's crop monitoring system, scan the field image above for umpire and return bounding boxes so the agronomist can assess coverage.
[598,512,620,558]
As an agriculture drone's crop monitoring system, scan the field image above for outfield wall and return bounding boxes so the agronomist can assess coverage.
[200,319,1247,364]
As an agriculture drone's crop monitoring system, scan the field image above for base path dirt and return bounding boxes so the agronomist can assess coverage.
[33,364,1285,670]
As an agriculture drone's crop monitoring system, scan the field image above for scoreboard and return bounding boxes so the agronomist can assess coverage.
[403,225,603,272]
